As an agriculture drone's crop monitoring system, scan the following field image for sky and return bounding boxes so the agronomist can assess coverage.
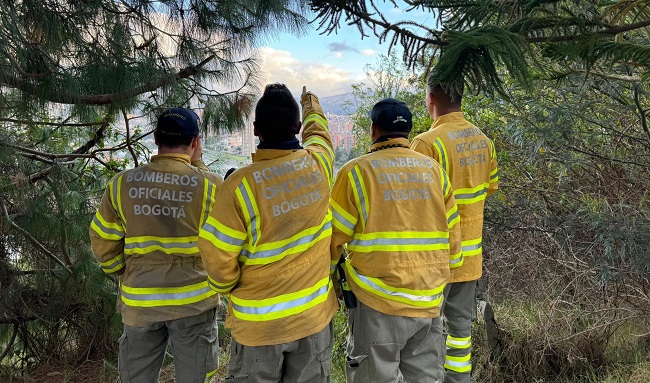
[257,3,434,98]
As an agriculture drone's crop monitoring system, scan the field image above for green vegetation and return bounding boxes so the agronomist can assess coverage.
[2,1,650,382]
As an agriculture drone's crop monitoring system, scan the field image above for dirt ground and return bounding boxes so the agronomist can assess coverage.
[2,361,225,383]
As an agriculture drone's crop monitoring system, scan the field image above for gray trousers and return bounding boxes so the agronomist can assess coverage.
[118,309,219,383]
[225,322,333,383]
[346,301,444,383]
[442,281,476,383]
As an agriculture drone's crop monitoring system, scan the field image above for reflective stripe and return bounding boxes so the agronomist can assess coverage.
[348,231,449,253]
[446,205,460,229]
[208,275,238,293]
[454,183,489,205]
[331,199,357,236]
[303,114,329,131]
[348,166,369,229]
[199,179,217,227]
[449,251,463,268]
[124,236,198,255]
[240,215,332,264]
[447,335,472,349]
[490,168,499,183]
[99,253,126,273]
[314,152,333,186]
[346,261,445,307]
[235,178,261,245]
[230,276,332,321]
[303,136,334,158]
[90,212,125,240]
[445,353,472,373]
[205,368,218,383]
[439,166,451,198]
[121,281,216,307]
[433,138,449,174]
[110,176,126,225]
[330,260,338,273]
[200,216,247,253]
[490,140,496,160]
[462,237,482,257]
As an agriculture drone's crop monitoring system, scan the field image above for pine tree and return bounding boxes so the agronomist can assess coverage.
[310,0,650,95]
[0,0,308,371]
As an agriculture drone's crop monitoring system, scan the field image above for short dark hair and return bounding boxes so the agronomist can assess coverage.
[254,83,299,142]
[427,81,464,107]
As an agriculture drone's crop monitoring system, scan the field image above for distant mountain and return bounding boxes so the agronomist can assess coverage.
[318,93,357,116]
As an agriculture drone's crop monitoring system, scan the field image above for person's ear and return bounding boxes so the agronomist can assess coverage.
[191,135,199,149]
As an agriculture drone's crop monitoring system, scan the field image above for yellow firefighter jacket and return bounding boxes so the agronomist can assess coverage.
[411,112,499,282]
[90,154,222,327]
[198,93,339,346]
[330,137,462,318]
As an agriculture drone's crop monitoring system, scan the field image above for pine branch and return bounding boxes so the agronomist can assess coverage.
[0,55,216,106]
[0,118,105,127]
[527,19,650,43]
[0,199,72,274]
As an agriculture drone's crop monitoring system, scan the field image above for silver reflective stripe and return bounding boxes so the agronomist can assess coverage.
[203,181,216,224]
[350,168,368,224]
[232,283,329,314]
[316,153,332,180]
[353,268,443,303]
[209,279,237,291]
[121,286,212,301]
[238,182,259,244]
[241,220,332,260]
[449,256,463,265]
[92,216,124,237]
[103,257,125,270]
[447,210,460,225]
[455,188,487,200]
[350,237,448,248]
[111,179,121,217]
[434,139,447,171]
[462,242,482,252]
[202,223,245,246]
[332,208,355,232]
[445,359,471,368]
[125,240,197,251]
[490,170,499,180]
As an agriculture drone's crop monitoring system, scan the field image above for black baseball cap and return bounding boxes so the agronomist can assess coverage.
[156,108,200,137]
[370,98,413,132]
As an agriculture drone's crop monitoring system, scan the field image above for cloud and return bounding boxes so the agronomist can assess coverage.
[258,47,354,97]
[328,42,355,53]
[360,49,376,57]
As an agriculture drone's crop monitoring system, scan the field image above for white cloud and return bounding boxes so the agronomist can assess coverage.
[360,49,376,57]
[334,52,344,58]
[258,47,354,97]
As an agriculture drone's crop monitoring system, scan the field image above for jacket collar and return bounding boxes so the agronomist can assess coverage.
[430,111,465,130]
[151,153,191,164]
[368,137,410,153]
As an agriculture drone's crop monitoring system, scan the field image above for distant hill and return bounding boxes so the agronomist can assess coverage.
[317,93,357,116]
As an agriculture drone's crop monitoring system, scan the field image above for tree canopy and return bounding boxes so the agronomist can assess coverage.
[311,0,650,96]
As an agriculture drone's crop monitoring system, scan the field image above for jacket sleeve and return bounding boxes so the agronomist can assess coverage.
[410,137,437,162]
[89,181,126,275]
[487,139,499,196]
[441,168,463,269]
[301,92,335,186]
[198,182,246,294]
[330,164,360,268]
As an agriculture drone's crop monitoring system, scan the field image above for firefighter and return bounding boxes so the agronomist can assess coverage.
[198,84,338,383]
[89,108,222,383]
[330,98,462,383]
[410,73,499,383]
